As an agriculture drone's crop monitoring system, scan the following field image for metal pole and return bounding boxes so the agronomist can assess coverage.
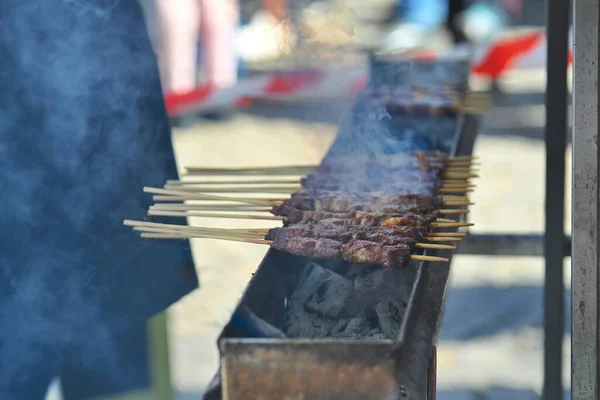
[544,0,570,398]
[572,0,600,398]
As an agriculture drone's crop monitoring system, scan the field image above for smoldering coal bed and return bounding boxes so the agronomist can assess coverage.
[284,260,417,340]
[219,249,421,343]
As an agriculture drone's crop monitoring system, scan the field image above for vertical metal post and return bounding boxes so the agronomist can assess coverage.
[544,0,570,398]
[427,345,437,400]
[572,1,600,398]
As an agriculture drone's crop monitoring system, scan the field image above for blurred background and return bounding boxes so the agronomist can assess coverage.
[48,0,569,399]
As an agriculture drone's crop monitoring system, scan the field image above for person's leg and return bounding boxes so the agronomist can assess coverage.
[150,0,201,93]
[0,292,61,400]
[199,0,239,89]
[60,321,151,400]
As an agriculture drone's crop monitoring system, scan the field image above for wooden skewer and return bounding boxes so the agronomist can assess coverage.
[140,233,193,239]
[443,178,473,183]
[411,255,449,262]
[166,178,302,186]
[133,227,264,239]
[184,168,315,177]
[443,202,474,206]
[147,210,285,220]
[140,233,273,244]
[416,243,456,250]
[152,195,288,203]
[134,223,463,246]
[139,232,450,262]
[145,187,286,205]
[429,232,467,237]
[442,181,473,186]
[162,185,302,194]
[444,173,479,179]
[184,165,317,173]
[426,237,463,242]
[144,187,280,206]
[125,220,267,235]
[150,204,272,211]
[437,209,469,214]
[441,195,470,201]
[430,222,474,228]
[141,226,270,236]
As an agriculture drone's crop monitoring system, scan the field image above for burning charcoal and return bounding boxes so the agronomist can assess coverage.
[345,268,402,314]
[291,262,353,318]
[328,318,351,335]
[368,329,386,340]
[285,299,333,338]
[340,313,371,338]
[375,300,406,339]
[285,299,314,338]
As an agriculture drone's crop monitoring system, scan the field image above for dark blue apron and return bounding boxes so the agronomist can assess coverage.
[0,1,198,398]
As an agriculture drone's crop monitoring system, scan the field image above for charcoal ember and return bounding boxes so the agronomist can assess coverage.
[338,313,371,338]
[375,300,406,339]
[285,300,328,338]
[368,329,386,340]
[285,299,344,338]
[290,262,353,318]
[345,268,399,314]
[329,319,351,335]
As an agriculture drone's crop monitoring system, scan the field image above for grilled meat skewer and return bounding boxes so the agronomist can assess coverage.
[272,193,442,216]
[266,224,426,246]
[270,234,414,268]
[279,208,437,227]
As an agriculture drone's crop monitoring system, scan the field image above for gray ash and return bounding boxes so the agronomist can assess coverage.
[283,261,414,340]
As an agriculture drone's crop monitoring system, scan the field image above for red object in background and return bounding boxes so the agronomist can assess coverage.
[164,84,214,115]
[472,31,544,80]
[162,30,573,117]
[264,70,324,94]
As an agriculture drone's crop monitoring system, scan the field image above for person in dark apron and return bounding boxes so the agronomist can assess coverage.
[0,1,198,398]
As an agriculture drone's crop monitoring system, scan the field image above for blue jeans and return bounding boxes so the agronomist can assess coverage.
[398,0,449,31]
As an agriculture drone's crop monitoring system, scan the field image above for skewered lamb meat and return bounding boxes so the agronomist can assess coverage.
[270,235,415,268]
[266,224,425,246]
[273,194,442,216]
[341,240,412,268]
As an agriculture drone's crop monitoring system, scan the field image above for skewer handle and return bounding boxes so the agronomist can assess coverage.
[416,243,457,250]
[411,255,449,262]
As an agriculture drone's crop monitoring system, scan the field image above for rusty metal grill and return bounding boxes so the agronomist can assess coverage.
[203,56,480,400]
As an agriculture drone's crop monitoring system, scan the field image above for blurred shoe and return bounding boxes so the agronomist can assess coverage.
[237,11,296,62]
[169,114,199,129]
[456,3,507,44]
[379,23,428,53]
[200,111,234,121]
